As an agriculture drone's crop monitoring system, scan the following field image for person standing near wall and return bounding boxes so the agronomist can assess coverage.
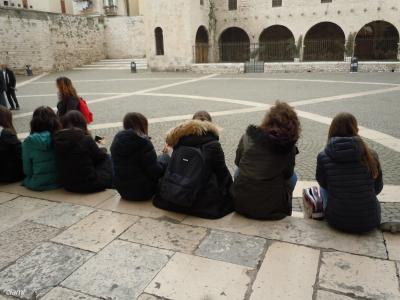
[0,64,7,108]
[1,64,20,110]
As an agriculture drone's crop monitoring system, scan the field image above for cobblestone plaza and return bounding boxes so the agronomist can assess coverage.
[0,66,399,299]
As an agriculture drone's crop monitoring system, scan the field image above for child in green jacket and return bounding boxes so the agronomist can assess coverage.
[23,106,61,191]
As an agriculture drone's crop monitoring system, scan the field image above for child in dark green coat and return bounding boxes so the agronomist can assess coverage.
[22,106,61,191]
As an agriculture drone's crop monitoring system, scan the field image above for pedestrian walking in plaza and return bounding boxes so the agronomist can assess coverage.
[1,64,20,110]
[154,111,234,219]
[0,65,7,108]
[22,106,61,191]
[111,112,170,201]
[315,113,383,233]
[54,111,113,194]
[0,106,24,183]
[56,77,80,118]
[233,101,300,220]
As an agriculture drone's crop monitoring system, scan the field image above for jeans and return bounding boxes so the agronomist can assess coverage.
[234,168,297,192]
[320,187,328,211]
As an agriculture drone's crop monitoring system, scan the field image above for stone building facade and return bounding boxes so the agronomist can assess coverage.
[1,0,400,73]
[141,0,400,70]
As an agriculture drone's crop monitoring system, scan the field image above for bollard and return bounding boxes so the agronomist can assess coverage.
[350,57,358,73]
[25,65,33,76]
[131,61,137,73]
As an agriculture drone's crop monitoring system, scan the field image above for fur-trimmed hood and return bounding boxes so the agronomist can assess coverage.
[166,120,220,147]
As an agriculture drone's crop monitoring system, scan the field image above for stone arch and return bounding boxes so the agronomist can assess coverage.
[304,22,345,61]
[155,27,164,56]
[195,26,209,63]
[218,27,250,62]
[259,25,295,62]
[354,21,399,61]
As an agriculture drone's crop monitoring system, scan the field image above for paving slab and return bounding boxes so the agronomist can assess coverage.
[41,287,100,300]
[0,192,18,204]
[98,195,186,221]
[120,218,207,253]
[0,197,55,233]
[319,251,400,300]
[316,290,355,300]
[384,233,400,261]
[0,183,116,207]
[29,203,95,229]
[62,240,172,300]
[195,230,267,268]
[183,213,387,258]
[0,242,93,300]
[52,210,138,252]
[0,221,60,271]
[145,252,252,300]
[250,242,320,300]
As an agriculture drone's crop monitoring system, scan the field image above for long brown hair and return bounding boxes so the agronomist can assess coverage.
[123,112,149,136]
[0,106,16,134]
[56,77,78,101]
[260,101,301,142]
[328,112,379,179]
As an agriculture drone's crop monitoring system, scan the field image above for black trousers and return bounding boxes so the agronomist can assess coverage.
[0,91,6,107]
[6,88,19,109]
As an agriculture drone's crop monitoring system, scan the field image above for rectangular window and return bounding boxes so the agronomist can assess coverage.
[321,0,332,3]
[3,1,9,5]
[272,0,282,7]
[228,0,237,10]
[200,0,204,6]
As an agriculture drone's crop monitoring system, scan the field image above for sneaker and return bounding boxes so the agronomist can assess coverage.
[302,187,324,220]
[9,107,15,111]
[380,222,400,233]
[16,106,20,110]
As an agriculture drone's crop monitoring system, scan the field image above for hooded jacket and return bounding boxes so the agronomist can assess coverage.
[53,128,112,193]
[111,129,168,201]
[22,131,60,191]
[233,125,297,220]
[0,127,24,182]
[317,137,383,233]
[153,120,234,219]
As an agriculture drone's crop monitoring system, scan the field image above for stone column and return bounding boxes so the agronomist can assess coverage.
[300,44,305,62]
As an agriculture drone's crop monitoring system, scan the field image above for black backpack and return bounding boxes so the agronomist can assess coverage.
[159,141,217,208]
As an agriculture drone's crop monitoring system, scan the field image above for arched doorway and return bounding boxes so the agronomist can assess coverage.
[195,26,209,63]
[304,22,345,61]
[259,25,295,61]
[155,27,164,56]
[219,27,250,62]
[355,21,399,61]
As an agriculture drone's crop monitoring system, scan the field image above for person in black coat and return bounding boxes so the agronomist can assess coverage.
[0,65,7,108]
[0,106,24,182]
[153,112,234,219]
[111,112,170,201]
[1,64,20,110]
[233,102,300,220]
[316,113,383,233]
[53,111,112,193]
[56,77,80,118]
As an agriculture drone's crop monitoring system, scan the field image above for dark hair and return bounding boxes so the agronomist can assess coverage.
[0,106,16,134]
[30,106,61,135]
[260,101,301,142]
[56,77,78,101]
[123,112,148,135]
[61,110,89,134]
[193,111,212,122]
[328,112,379,179]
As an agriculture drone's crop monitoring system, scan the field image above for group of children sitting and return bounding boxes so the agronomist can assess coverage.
[0,77,392,235]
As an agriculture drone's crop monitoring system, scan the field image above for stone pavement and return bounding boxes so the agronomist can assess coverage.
[0,184,399,300]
